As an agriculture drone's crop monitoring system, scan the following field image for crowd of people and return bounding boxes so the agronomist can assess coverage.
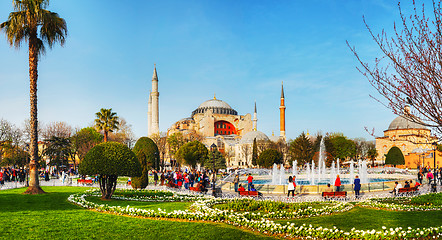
[151,169,217,193]
[417,166,441,185]
[0,167,27,185]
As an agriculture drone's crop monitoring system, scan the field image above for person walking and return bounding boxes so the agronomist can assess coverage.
[354,175,361,199]
[418,170,423,184]
[0,168,3,186]
[233,174,239,192]
[335,175,342,192]
[287,176,295,197]
[247,173,253,191]
[427,171,434,185]
[160,172,165,186]
[153,171,159,186]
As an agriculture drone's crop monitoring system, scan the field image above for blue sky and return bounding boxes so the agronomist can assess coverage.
[0,0,419,140]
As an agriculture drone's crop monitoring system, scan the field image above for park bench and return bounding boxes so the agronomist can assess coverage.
[322,191,347,199]
[167,181,180,188]
[397,186,419,196]
[189,187,201,192]
[239,191,262,197]
[77,179,93,185]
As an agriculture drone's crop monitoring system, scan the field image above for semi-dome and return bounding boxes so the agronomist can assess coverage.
[192,98,238,116]
[240,131,269,144]
[269,135,280,142]
[388,115,427,131]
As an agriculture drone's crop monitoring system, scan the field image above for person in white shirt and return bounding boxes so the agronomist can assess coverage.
[391,181,403,195]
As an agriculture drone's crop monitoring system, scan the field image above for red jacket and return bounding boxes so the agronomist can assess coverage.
[335,177,341,186]
[247,175,253,183]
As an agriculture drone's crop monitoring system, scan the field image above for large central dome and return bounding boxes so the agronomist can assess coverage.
[192,98,238,116]
[388,115,427,130]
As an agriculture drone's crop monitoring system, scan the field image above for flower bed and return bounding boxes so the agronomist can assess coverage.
[68,189,442,239]
[359,193,442,211]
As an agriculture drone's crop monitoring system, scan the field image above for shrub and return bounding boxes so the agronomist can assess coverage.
[79,142,141,199]
[385,146,405,166]
[131,137,159,189]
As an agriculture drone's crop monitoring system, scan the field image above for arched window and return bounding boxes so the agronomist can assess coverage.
[214,121,237,135]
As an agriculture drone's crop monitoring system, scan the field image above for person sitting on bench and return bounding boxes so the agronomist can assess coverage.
[404,181,410,188]
[324,183,333,192]
[198,180,208,193]
[250,184,257,192]
[390,181,402,195]
[238,184,245,192]
[413,180,421,188]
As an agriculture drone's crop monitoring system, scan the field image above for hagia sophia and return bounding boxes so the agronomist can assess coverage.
[147,66,440,169]
[147,66,286,168]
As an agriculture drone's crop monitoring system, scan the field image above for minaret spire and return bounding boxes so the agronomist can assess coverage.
[279,81,286,139]
[253,101,258,131]
[148,64,160,136]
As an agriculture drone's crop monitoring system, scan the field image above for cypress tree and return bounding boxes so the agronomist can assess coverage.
[252,138,258,166]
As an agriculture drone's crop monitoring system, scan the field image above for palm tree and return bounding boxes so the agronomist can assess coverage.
[1,0,67,194]
[95,108,119,142]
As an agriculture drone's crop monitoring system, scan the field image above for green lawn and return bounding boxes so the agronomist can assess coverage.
[86,196,192,212]
[0,187,278,240]
[275,206,442,231]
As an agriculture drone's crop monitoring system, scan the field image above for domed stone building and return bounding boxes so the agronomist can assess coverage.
[148,66,288,168]
[168,97,253,139]
[166,89,287,168]
[375,108,440,168]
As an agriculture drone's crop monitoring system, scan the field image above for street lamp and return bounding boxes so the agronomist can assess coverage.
[431,141,438,192]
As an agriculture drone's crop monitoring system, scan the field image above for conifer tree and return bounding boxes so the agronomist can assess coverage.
[252,138,258,166]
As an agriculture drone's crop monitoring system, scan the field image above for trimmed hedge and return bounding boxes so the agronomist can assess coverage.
[79,142,141,177]
[131,137,160,189]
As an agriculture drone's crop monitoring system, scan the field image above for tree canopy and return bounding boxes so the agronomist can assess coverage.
[43,136,71,167]
[329,135,356,161]
[257,149,283,168]
[79,142,141,176]
[79,142,141,199]
[95,108,119,142]
[385,146,405,166]
[176,141,208,168]
[205,147,226,171]
[289,132,313,166]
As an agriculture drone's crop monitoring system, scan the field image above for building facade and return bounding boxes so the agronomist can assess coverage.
[376,110,440,169]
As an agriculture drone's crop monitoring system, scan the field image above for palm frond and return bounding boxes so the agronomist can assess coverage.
[0,11,29,49]
[40,9,67,48]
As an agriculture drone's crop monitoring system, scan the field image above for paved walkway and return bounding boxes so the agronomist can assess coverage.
[2,178,441,203]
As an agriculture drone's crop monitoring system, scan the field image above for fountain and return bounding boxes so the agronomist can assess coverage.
[349,160,354,184]
[258,137,395,188]
[292,160,298,176]
[271,163,286,185]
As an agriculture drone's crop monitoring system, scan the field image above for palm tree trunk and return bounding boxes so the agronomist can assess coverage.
[104,130,108,142]
[24,34,45,195]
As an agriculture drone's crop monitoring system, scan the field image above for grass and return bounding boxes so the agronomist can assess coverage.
[2,186,442,239]
[86,196,192,211]
[275,206,442,231]
[0,187,278,240]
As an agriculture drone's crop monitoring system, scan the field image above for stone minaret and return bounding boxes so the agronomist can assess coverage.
[253,101,258,131]
[279,82,286,139]
[147,92,152,136]
[148,65,160,136]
